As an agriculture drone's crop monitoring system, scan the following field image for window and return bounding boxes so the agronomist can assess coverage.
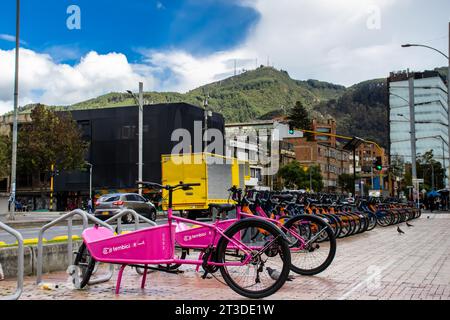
[99,195,120,202]
[136,195,147,202]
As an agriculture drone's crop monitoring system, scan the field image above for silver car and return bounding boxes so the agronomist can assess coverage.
[94,193,157,223]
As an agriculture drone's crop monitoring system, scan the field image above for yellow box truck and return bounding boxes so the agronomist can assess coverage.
[161,153,249,218]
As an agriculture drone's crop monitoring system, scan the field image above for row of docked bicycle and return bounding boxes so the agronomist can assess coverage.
[70,184,420,299]
[242,190,421,239]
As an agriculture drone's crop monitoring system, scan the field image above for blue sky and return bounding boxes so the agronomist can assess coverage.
[0,0,450,114]
[0,0,258,62]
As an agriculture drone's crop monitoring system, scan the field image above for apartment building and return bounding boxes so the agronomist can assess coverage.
[285,137,351,192]
[225,120,299,189]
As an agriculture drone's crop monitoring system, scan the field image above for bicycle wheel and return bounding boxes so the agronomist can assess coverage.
[283,215,336,275]
[215,218,291,299]
[366,212,377,231]
[73,242,96,289]
[376,211,392,227]
[337,214,353,237]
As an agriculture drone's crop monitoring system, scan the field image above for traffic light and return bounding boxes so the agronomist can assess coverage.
[373,156,383,171]
[288,124,295,135]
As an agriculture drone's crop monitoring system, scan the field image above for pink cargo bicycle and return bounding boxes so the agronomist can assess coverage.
[74,182,292,299]
[166,186,336,276]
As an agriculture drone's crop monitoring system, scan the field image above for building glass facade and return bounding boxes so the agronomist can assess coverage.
[389,71,449,174]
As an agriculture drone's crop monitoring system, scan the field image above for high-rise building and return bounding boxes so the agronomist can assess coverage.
[389,70,449,177]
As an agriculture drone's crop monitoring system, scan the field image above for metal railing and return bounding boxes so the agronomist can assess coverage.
[36,209,158,286]
[0,222,24,300]
[104,209,157,234]
[36,209,114,285]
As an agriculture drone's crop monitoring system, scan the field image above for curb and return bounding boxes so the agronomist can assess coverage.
[1,219,85,230]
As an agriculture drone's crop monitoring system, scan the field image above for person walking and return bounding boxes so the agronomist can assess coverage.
[430,196,436,213]
[87,198,93,214]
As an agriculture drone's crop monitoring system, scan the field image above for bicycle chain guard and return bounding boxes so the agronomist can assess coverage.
[201,247,219,279]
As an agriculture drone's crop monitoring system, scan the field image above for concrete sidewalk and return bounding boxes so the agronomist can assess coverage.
[2,213,450,300]
[0,212,75,229]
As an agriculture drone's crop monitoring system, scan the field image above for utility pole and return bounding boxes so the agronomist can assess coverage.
[431,163,435,190]
[49,164,54,211]
[371,166,374,189]
[309,168,312,192]
[9,0,20,221]
[353,148,357,196]
[409,74,418,205]
[447,21,450,189]
[86,162,93,201]
[138,82,144,196]
[203,95,210,152]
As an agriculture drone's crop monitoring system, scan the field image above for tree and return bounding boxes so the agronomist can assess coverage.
[338,173,357,193]
[278,161,323,191]
[277,161,302,189]
[400,150,445,195]
[17,105,88,201]
[307,165,324,192]
[0,135,10,178]
[390,155,405,179]
[416,150,445,191]
[288,101,313,140]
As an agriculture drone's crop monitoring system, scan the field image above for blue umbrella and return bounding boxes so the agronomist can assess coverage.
[427,190,440,197]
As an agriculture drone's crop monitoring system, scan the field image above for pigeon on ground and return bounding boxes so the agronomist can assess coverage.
[266,267,295,281]
[397,226,405,234]
[406,222,414,227]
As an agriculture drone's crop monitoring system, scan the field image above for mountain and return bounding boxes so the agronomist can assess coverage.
[187,67,345,122]
[13,66,397,147]
[61,66,346,123]
[315,79,389,147]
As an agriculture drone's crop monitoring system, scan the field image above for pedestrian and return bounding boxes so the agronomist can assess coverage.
[87,198,93,214]
[424,196,429,210]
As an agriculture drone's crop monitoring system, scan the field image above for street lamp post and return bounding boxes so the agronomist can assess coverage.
[126,82,144,196]
[402,23,450,189]
[9,0,20,221]
[408,75,418,205]
[86,163,93,201]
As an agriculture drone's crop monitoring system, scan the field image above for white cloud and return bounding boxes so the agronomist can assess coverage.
[0,34,16,42]
[0,34,27,45]
[0,48,157,114]
[142,49,256,92]
[141,0,450,90]
[1,0,449,113]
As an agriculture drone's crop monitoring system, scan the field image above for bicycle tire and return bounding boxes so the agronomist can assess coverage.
[216,218,291,299]
[283,214,336,275]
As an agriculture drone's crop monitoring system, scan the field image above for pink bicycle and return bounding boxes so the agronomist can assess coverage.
[73,182,292,299]
[167,186,336,276]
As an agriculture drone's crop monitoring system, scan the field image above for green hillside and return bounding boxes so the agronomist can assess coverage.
[315,79,389,147]
[12,66,404,148]
[187,67,345,122]
[56,66,346,123]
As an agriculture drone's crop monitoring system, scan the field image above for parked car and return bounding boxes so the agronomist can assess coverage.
[94,193,157,223]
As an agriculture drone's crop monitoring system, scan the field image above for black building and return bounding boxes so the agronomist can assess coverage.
[54,103,224,210]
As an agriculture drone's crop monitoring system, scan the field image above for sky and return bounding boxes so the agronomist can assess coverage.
[0,0,449,114]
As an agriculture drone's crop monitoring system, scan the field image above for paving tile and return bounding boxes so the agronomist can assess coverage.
[2,213,450,300]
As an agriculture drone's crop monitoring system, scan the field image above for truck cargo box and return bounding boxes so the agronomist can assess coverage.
[161,153,249,211]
